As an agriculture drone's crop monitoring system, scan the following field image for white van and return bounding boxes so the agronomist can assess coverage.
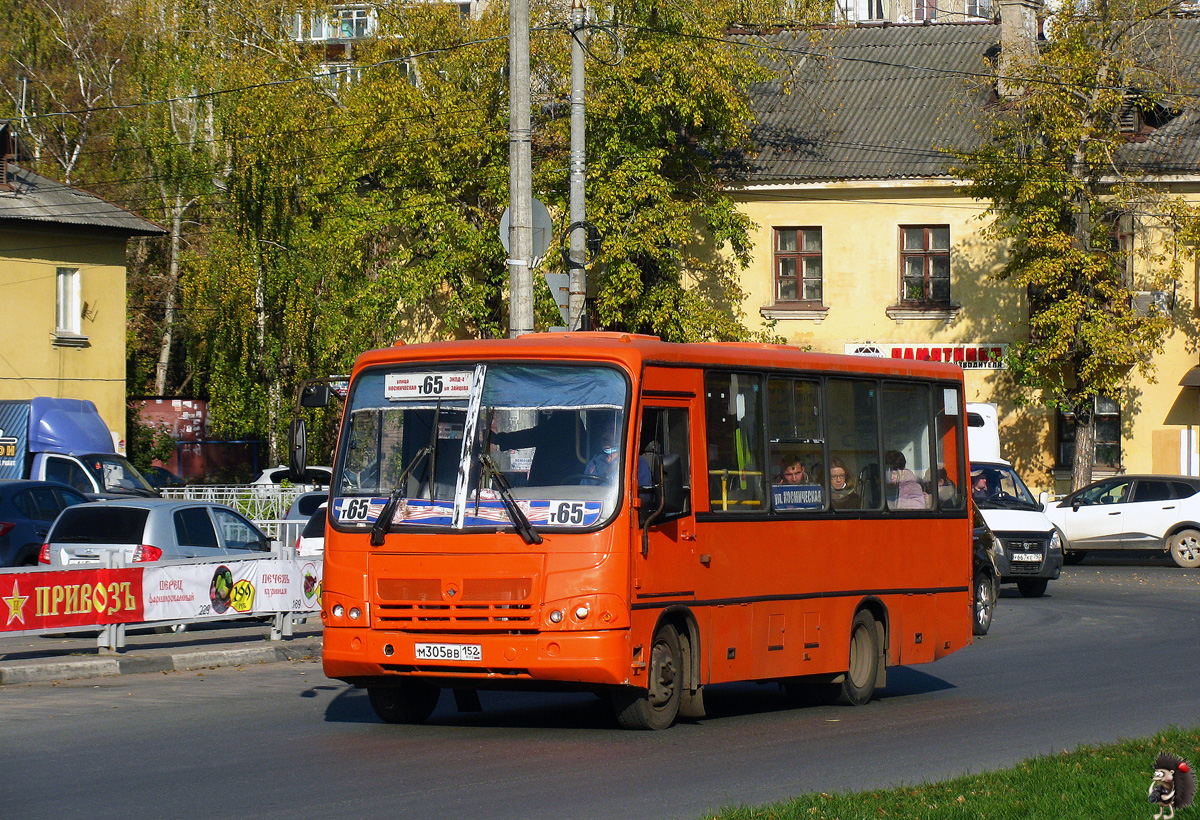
[967,403,1064,597]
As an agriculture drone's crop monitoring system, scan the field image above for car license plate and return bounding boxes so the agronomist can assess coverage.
[415,643,482,662]
[1012,552,1043,562]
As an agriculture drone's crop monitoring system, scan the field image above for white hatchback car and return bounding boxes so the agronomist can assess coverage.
[295,503,326,558]
[1042,475,1200,568]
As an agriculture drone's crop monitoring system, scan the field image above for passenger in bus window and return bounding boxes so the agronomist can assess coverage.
[829,457,861,509]
[885,450,930,509]
[777,456,808,484]
[937,468,958,505]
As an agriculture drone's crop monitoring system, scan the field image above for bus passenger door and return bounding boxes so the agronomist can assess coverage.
[632,369,703,634]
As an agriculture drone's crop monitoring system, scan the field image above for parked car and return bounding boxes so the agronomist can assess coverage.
[972,507,1000,636]
[286,490,328,521]
[967,403,1063,598]
[1042,475,1200,568]
[39,499,272,565]
[252,465,332,489]
[0,479,92,566]
[140,465,185,490]
[295,503,326,558]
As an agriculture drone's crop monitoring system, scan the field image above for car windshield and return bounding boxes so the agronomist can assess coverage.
[970,463,1040,510]
[83,455,157,495]
[334,363,628,532]
[302,507,327,538]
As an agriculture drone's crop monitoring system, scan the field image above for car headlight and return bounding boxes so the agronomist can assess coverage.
[1048,529,1062,553]
[991,534,1005,557]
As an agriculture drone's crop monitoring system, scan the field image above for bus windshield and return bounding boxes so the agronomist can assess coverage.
[334,363,628,532]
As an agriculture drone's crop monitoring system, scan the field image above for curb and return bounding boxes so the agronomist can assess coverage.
[0,638,322,685]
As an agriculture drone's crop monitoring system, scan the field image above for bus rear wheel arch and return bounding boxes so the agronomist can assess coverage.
[367,679,441,724]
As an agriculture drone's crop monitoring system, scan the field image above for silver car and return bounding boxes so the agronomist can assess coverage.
[40,499,271,565]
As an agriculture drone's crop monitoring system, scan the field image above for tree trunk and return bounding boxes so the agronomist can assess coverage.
[1071,408,1096,491]
[153,192,185,395]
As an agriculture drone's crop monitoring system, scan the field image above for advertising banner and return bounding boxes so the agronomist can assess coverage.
[0,401,30,480]
[142,560,322,621]
[1,559,321,633]
[2,568,144,632]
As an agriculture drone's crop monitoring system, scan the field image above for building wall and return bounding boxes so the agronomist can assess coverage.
[0,225,129,449]
[734,180,1200,495]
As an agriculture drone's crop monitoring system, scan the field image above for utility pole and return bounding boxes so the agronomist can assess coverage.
[508,0,534,338]
[567,0,587,331]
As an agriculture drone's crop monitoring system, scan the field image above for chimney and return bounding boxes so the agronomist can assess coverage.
[998,0,1040,99]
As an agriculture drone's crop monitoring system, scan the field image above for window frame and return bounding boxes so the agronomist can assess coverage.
[772,227,824,307]
[1056,397,1121,471]
[55,267,81,334]
[898,225,951,306]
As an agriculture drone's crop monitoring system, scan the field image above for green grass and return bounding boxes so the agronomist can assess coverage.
[704,726,1199,820]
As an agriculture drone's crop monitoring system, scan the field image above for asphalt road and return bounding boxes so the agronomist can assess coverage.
[3,557,1199,820]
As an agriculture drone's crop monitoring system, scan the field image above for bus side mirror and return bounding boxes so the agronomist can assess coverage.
[300,383,331,408]
[660,454,686,516]
[288,418,307,484]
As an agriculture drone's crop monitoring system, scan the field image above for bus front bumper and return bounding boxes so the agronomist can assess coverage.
[322,627,634,688]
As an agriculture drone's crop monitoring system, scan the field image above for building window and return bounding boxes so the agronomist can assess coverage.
[900,225,950,303]
[966,0,992,18]
[336,5,374,38]
[774,228,823,304]
[1057,397,1121,470]
[835,0,885,21]
[56,268,80,335]
[914,0,937,20]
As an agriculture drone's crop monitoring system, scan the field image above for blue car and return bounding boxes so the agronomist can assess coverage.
[0,479,92,566]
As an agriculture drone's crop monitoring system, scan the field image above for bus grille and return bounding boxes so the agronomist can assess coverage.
[374,576,536,630]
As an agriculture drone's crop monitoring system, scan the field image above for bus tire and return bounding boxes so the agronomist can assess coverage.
[367,680,441,724]
[611,624,682,730]
[834,610,880,706]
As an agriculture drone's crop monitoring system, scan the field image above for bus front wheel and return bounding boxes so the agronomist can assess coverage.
[367,680,441,724]
[612,624,682,730]
[833,610,881,706]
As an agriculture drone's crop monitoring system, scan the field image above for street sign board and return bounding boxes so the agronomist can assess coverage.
[499,198,553,262]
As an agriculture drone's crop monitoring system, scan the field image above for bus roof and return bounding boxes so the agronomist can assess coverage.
[352,332,966,382]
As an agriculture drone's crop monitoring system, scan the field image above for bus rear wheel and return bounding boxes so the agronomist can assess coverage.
[832,610,881,706]
[368,680,441,724]
[611,624,682,730]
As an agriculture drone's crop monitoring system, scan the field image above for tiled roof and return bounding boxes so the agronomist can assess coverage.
[0,162,164,236]
[743,20,1200,184]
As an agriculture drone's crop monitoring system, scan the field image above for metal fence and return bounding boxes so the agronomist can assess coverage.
[161,485,306,522]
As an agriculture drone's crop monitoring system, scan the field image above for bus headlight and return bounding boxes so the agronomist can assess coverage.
[548,609,564,624]
[573,605,590,621]
[332,604,345,618]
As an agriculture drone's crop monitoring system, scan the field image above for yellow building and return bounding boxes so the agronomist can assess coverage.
[734,15,1200,495]
[0,124,164,449]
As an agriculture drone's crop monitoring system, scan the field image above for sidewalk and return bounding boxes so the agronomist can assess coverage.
[0,618,322,685]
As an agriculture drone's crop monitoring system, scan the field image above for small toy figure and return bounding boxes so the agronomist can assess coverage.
[1149,752,1196,820]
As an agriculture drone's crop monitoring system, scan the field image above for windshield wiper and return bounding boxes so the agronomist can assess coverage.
[370,445,432,546]
[480,453,542,545]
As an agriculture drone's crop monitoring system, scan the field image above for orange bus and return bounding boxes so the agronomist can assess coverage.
[308,332,973,729]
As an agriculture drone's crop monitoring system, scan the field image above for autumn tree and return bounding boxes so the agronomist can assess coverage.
[954,0,1200,489]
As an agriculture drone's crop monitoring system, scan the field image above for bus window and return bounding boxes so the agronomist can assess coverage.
[768,377,825,512]
[638,406,691,515]
[705,372,765,512]
[936,387,966,509]
[827,379,881,510]
[882,383,934,511]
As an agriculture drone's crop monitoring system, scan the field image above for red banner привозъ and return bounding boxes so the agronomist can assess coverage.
[1,569,144,631]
